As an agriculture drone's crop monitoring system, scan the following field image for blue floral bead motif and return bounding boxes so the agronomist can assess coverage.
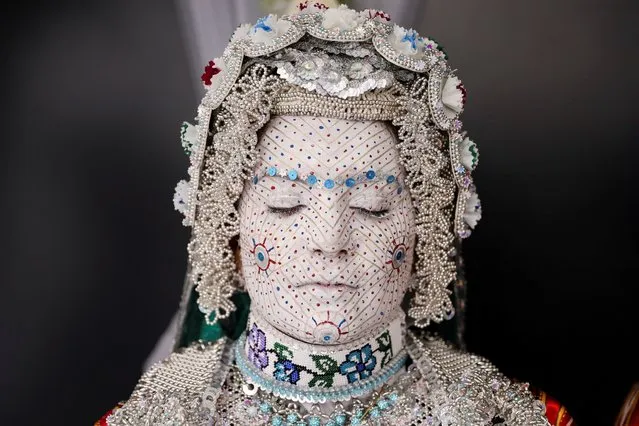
[324,179,335,189]
[325,421,336,426]
[333,413,347,425]
[345,177,356,187]
[366,170,376,180]
[273,360,301,384]
[268,166,278,177]
[286,413,298,423]
[259,402,271,413]
[386,175,395,184]
[377,399,390,410]
[308,417,321,426]
[307,174,317,185]
[455,165,466,174]
[369,408,382,419]
[287,170,298,180]
[271,415,284,426]
[388,392,399,401]
[338,344,377,383]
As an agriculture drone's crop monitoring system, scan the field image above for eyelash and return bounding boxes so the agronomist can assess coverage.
[354,207,389,218]
[268,205,304,215]
[267,206,389,218]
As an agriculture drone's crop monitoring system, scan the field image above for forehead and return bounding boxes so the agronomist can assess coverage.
[256,116,402,177]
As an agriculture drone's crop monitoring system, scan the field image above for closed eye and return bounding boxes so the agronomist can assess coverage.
[353,207,389,218]
[268,205,305,216]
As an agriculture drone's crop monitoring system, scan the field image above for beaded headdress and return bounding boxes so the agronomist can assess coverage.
[173,3,481,341]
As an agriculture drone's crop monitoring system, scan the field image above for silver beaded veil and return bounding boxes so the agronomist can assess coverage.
[171,5,482,348]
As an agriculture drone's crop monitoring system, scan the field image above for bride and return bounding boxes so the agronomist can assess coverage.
[98,3,573,425]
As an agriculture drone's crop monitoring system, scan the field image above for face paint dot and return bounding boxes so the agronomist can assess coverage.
[386,175,396,183]
[366,170,376,180]
[307,175,317,185]
[267,166,277,176]
[324,179,335,189]
[345,178,355,187]
[287,170,298,180]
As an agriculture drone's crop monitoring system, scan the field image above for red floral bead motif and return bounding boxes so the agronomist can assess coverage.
[201,60,221,86]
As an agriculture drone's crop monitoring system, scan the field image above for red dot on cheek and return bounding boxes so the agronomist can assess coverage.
[270,186,276,190]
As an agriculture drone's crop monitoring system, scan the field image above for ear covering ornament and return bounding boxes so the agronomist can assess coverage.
[173,4,481,330]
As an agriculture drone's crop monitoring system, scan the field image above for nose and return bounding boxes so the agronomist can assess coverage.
[308,227,350,257]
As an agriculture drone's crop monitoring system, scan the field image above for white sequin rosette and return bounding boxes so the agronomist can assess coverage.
[448,131,481,238]
[171,5,482,327]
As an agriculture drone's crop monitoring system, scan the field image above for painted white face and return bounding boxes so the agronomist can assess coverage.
[238,116,416,344]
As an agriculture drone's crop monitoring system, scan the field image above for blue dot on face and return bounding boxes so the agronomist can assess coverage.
[323,335,331,342]
[366,170,376,180]
[386,175,396,183]
[345,178,356,187]
[267,166,277,176]
[252,176,258,184]
[324,179,335,189]
[257,252,265,261]
[397,186,403,194]
[307,175,317,185]
[287,169,298,180]
[396,251,404,261]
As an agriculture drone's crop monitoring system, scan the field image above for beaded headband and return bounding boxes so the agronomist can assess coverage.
[172,3,481,334]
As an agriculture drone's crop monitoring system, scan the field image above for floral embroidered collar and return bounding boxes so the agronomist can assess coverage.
[235,310,407,402]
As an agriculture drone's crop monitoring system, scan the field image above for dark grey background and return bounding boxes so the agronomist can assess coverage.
[2,1,638,425]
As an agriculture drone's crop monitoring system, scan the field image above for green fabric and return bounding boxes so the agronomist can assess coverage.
[178,288,252,348]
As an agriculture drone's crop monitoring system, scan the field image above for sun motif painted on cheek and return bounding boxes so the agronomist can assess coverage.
[386,239,409,274]
[250,237,276,275]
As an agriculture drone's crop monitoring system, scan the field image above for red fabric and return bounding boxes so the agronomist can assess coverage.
[94,403,124,426]
[532,388,574,426]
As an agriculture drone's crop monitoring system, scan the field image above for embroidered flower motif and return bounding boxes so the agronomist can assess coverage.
[363,9,391,22]
[339,344,377,383]
[247,15,292,44]
[322,4,365,31]
[283,0,336,15]
[459,137,479,171]
[442,75,466,115]
[201,60,221,86]
[179,121,198,156]
[464,191,482,229]
[231,23,252,42]
[200,58,225,91]
[423,37,439,52]
[173,180,190,215]
[273,360,301,384]
[390,25,426,58]
[247,323,269,370]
